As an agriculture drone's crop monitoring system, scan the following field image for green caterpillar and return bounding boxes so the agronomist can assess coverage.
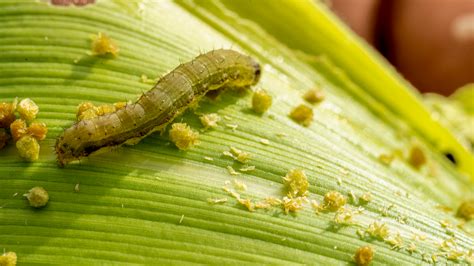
[56,49,261,166]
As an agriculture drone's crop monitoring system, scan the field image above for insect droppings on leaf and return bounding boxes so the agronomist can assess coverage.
[199,113,221,129]
[303,88,325,104]
[16,135,40,161]
[360,192,373,203]
[290,104,313,126]
[366,221,390,240]
[203,156,214,161]
[232,179,247,191]
[333,206,364,225]
[207,198,228,204]
[0,100,17,128]
[238,198,255,212]
[0,251,17,266]
[229,146,251,163]
[91,32,119,56]
[353,246,374,266]
[27,122,48,141]
[457,200,474,220]
[283,169,309,197]
[17,98,39,121]
[169,123,199,150]
[226,166,240,176]
[378,153,394,166]
[384,232,403,249]
[408,145,426,169]
[252,88,272,114]
[9,119,27,142]
[282,196,304,214]
[96,104,116,116]
[239,165,255,172]
[24,186,49,208]
[311,200,323,214]
[323,191,346,211]
[76,102,96,120]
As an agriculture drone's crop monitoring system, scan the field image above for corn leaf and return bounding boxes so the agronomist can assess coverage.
[0,0,473,264]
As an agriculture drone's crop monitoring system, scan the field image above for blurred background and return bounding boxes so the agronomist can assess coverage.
[328,0,474,95]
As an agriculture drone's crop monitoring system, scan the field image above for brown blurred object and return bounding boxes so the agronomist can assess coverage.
[330,0,474,95]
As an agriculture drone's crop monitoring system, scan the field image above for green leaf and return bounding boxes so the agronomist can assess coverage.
[0,0,472,265]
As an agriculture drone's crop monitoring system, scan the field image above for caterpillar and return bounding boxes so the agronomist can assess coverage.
[56,49,261,166]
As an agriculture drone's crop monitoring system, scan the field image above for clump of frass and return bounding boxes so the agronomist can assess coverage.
[24,186,49,208]
[354,246,374,266]
[0,100,17,128]
[199,113,221,129]
[290,104,313,126]
[323,191,346,211]
[408,145,426,169]
[169,123,199,150]
[91,32,119,56]
[457,200,474,220]
[27,122,48,141]
[17,98,39,121]
[16,135,40,161]
[10,119,28,141]
[283,169,309,197]
[252,89,272,114]
[0,251,17,266]
[303,88,325,104]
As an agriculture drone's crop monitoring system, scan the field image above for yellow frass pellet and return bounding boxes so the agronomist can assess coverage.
[114,101,127,110]
[333,206,363,225]
[96,104,116,116]
[9,119,27,142]
[77,101,95,116]
[207,198,228,204]
[408,145,426,169]
[232,179,247,191]
[24,186,49,208]
[17,98,39,121]
[360,192,373,203]
[169,123,199,150]
[199,113,221,129]
[323,191,346,211]
[303,88,325,104]
[282,196,304,214]
[290,104,313,126]
[91,32,119,56]
[229,146,251,163]
[378,153,394,166]
[354,246,374,266]
[252,89,272,114]
[27,122,48,141]
[16,135,40,161]
[226,166,241,176]
[0,100,17,128]
[366,221,390,240]
[457,200,474,220]
[238,198,255,212]
[0,251,17,266]
[283,169,309,197]
[311,200,323,214]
